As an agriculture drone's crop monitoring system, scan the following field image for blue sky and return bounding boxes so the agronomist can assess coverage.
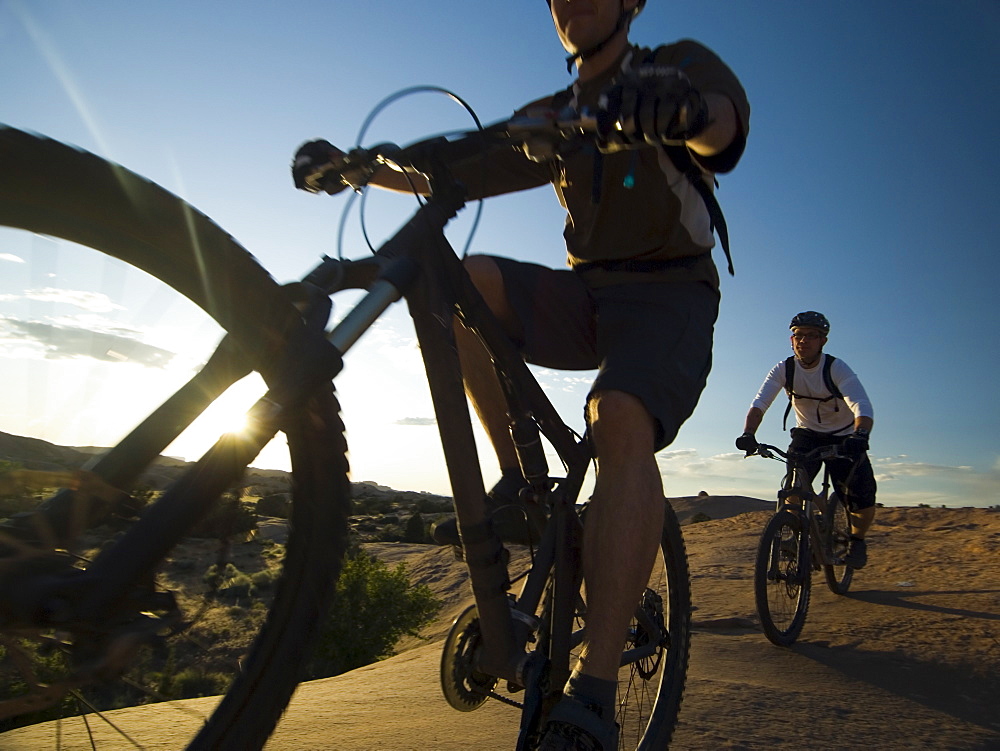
[1,1,998,507]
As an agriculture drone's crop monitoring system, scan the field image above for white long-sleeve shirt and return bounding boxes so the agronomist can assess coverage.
[750,354,874,435]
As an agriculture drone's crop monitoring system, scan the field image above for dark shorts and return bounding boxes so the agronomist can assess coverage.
[789,428,878,511]
[491,257,719,451]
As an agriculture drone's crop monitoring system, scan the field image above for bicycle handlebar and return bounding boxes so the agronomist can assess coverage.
[750,441,851,465]
[306,108,604,194]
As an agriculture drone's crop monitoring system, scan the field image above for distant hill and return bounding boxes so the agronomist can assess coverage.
[0,430,451,503]
[1,431,769,519]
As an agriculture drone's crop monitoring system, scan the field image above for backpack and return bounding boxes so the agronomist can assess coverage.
[782,355,842,431]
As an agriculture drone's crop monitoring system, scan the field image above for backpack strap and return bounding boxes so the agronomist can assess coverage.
[783,354,842,430]
[640,46,734,275]
[782,356,796,431]
[822,355,841,398]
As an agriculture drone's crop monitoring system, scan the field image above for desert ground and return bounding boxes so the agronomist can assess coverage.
[3,499,999,750]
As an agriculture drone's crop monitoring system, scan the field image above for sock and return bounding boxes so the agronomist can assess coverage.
[564,670,617,721]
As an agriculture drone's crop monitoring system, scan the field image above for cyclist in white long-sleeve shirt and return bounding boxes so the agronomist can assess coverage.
[736,311,876,568]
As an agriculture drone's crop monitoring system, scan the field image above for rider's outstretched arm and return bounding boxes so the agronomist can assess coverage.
[742,406,764,435]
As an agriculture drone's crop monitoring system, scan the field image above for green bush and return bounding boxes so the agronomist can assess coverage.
[256,493,291,518]
[353,496,395,516]
[0,460,39,518]
[188,491,256,539]
[415,497,453,514]
[160,667,232,699]
[403,512,431,543]
[203,562,260,600]
[307,550,440,678]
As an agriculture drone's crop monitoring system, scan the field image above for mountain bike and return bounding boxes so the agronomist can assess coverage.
[0,107,691,750]
[746,441,858,647]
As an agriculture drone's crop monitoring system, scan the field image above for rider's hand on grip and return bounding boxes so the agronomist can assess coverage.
[597,66,708,152]
[843,430,869,457]
[292,139,348,195]
[735,432,758,455]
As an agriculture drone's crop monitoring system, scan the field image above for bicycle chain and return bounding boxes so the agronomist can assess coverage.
[482,687,523,710]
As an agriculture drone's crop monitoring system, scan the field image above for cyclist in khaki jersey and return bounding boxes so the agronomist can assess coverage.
[737,311,877,571]
[293,1,749,747]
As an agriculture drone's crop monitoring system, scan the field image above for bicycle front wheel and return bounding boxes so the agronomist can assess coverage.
[613,499,691,750]
[823,494,854,595]
[753,509,811,647]
[0,126,351,749]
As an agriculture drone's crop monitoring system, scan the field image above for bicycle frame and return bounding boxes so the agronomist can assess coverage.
[312,185,596,687]
[767,443,847,571]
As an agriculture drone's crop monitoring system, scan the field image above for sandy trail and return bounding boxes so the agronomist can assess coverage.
[3,504,998,750]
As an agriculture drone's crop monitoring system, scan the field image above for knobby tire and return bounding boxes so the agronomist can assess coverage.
[753,509,811,647]
[823,494,854,596]
[0,126,352,749]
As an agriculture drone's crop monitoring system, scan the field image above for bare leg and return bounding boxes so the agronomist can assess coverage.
[850,505,876,538]
[453,256,518,470]
[575,390,664,681]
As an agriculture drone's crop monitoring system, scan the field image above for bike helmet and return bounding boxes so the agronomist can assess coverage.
[789,311,830,335]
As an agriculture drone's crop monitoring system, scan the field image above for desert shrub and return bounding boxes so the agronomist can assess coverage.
[0,461,39,518]
[690,512,713,524]
[415,497,453,514]
[251,568,279,589]
[307,550,440,678]
[203,562,258,600]
[256,493,291,519]
[162,667,231,699]
[403,512,431,543]
[188,491,256,539]
[373,524,404,542]
[353,496,395,516]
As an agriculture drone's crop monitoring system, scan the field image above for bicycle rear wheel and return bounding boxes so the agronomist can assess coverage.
[0,126,351,749]
[753,509,811,647]
[616,499,690,750]
[823,494,854,595]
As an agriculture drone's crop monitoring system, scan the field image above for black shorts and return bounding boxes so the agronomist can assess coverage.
[492,257,719,451]
[788,428,878,511]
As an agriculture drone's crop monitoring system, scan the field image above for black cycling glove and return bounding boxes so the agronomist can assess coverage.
[735,432,758,454]
[597,66,709,151]
[292,139,347,195]
[843,430,870,457]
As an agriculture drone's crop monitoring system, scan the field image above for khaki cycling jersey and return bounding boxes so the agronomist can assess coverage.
[447,41,750,290]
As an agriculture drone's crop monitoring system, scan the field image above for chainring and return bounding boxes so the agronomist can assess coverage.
[439,604,498,711]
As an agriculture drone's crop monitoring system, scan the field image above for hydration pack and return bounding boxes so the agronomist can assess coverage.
[782,355,842,430]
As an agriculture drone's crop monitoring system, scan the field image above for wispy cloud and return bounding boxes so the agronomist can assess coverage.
[13,287,124,314]
[395,417,436,426]
[872,456,974,480]
[0,315,174,367]
[651,448,999,507]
